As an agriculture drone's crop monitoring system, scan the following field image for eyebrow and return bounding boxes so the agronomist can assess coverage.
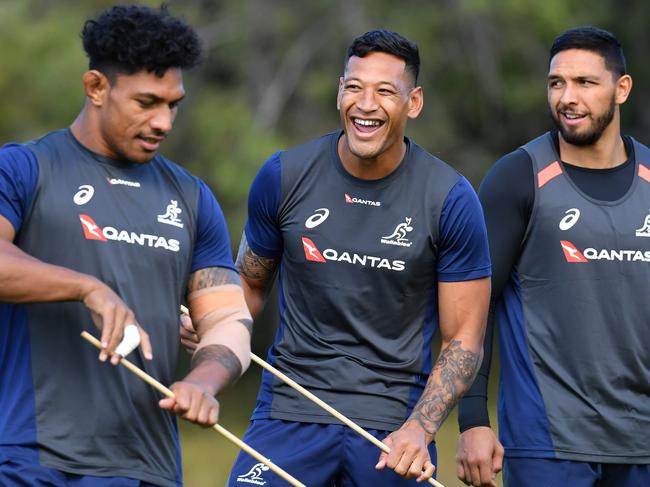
[135,93,186,104]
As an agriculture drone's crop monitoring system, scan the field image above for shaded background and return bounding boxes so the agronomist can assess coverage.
[3,0,649,485]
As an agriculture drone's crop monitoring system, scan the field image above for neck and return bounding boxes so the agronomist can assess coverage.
[337,135,406,180]
[558,116,627,169]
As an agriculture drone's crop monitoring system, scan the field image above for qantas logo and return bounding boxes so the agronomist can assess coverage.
[561,240,650,263]
[79,214,107,241]
[302,237,326,262]
[106,177,141,188]
[344,193,381,207]
[301,236,405,271]
[560,240,587,263]
[79,214,180,252]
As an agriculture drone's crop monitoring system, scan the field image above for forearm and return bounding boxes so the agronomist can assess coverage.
[0,239,99,303]
[408,339,483,441]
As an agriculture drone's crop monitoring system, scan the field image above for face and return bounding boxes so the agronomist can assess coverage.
[337,51,422,164]
[97,68,185,163]
[547,49,629,146]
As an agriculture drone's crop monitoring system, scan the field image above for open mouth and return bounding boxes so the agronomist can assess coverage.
[560,111,587,125]
[352,117,384,133]
[138,135,164,150]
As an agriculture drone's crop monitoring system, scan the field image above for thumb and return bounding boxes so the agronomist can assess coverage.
[159,397,176,410]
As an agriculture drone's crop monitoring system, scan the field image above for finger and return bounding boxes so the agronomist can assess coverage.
[416,460,435,483]
[159,397,176,411]
[112,324,141,364]
[183,390,202,421]
[375,435,393,469]
[106,306,129,358]
[180,337,198,353]
[456,458,467,484]
[462,460,473,485]
[180,313,195,332]
[494,444,505,473]
[98,304,116,361]
[403,452,425,480]
[138,325,153,360]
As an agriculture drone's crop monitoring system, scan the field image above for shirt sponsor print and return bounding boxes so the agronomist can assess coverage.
[380,217,413,247]
[344,193,381,207]
[301,236,405,271]
[79,214,180,252]
[560,240,650,263]
[73,185,95,206]
[305,208,329,229]
[157,200,184,228]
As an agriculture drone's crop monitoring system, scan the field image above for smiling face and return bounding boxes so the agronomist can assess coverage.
[548,49,630,147]
[95,68,185,163]
[337,51,422,174]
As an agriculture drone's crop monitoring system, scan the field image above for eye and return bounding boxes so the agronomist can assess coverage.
[345,83,361,91]
[137,99,155,108]
[548,79,563,88]
[378,88,396,95]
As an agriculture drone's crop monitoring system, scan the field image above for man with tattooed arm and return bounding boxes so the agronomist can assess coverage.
[0,5,251,486]
[226,30,491,486]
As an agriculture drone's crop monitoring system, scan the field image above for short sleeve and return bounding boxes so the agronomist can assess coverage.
[437,177,492,281]
[0,144,39,233]
[190,179,236,273]
[244,152,283,258]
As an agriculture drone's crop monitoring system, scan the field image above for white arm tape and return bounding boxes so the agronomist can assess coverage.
[115,324,141,357]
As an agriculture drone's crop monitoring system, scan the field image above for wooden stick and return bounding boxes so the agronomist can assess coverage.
[80,331,305,487]
[250,353,445,487]
[181,305,443,486]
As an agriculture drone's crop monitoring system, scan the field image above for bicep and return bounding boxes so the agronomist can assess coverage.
[438,277,490,349]
[235,232,278,292]
[0,214,16,242]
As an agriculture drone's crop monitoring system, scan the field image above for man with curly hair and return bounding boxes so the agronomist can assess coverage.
[0,5,252,486]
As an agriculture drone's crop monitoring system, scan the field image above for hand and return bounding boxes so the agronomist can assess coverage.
[179,312,199,353]
[81,278,152,364]
[456,426,503,486]
[375,420,435,482]
[159,381,219,426]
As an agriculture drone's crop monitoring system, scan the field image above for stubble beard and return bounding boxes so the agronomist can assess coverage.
[551,96,616,147]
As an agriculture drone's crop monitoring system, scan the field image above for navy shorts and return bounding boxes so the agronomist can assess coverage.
[227,419,437,487]
[504,457,650,487]
[0,447,164,487]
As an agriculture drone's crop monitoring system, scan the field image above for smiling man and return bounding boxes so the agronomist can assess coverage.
[228,30,491,486]
[0,5,252,486]
[456,27,650,487]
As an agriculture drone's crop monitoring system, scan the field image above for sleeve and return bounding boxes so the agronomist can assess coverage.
[0,144,39,233]
[457,148,535,432]
[190,179,237,273]
[243,152,283,259]
[436,176,491,282]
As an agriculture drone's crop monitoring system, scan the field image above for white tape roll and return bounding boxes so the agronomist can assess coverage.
[114,324,141,357]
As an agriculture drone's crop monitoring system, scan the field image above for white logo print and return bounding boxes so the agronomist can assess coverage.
[381,217,414,247]
[236,463,269,485]
[559,208,581,230]
[106,176,141,188]
[157,200,184,228]
[305,208,330,229]
[636,210,650,237]
[73,185,95,205]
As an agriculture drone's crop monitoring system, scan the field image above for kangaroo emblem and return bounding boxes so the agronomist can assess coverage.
[382,217,413,242]
[636,211,650,237]
[236,463,270,485]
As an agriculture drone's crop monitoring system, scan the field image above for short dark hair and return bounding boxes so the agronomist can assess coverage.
[82,4,202,78]
[550,26,626,77]
[345,30,420,85]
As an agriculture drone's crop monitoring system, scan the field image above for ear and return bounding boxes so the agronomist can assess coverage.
[336,77,344,110]
[615,74,632,105]
[407,86,424,119]
[82,70,110,107]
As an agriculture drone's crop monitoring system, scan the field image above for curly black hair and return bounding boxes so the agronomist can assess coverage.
[82,4,202,78]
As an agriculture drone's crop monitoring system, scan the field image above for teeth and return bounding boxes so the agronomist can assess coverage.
[354,118,381,127]
[563,113,583,120]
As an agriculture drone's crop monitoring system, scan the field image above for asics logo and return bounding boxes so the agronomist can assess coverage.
[559,208,580,231]
[305,208,329,229]
[73,185,95,206]
[236,463,269,485]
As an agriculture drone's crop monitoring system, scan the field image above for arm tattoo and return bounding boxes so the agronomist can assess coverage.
[409,340,480,436]
[191,344,242,380]
[187,267,241,292]
[235,233,277,284]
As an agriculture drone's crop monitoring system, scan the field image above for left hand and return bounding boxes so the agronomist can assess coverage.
[159,381,219,426]
[375,420,436,482]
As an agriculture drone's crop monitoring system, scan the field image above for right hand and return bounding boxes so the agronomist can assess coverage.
[179,311,199,354]
[456,426,504,487]
[82,279,152,364]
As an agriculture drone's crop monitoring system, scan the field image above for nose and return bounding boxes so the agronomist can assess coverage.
[356,88,379,112]
[559,83,578,106]
[150,106,174,134]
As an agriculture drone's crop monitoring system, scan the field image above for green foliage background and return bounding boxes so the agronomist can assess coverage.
[3,1,649,485]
